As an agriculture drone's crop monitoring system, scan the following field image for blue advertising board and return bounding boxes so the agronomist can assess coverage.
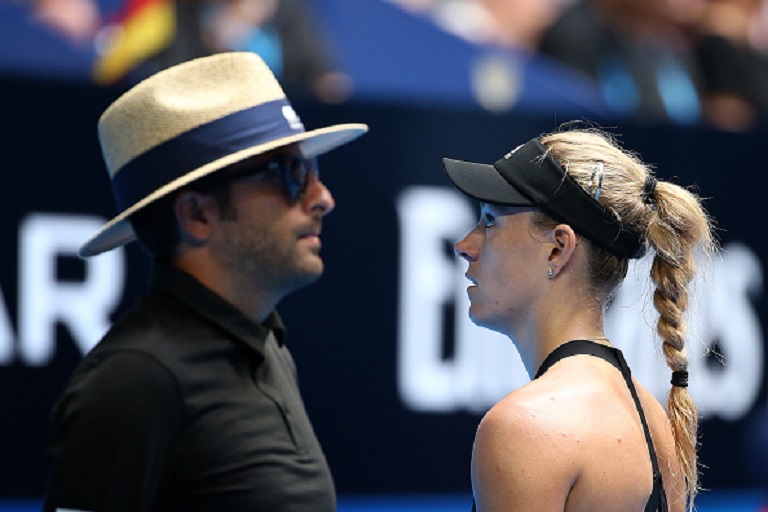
[0,75,766,511]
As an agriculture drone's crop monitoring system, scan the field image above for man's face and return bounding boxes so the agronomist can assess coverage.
[209,145,336,302]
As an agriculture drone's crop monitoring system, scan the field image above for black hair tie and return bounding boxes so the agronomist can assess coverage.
[642,174,657,206]
[671,370,689,388]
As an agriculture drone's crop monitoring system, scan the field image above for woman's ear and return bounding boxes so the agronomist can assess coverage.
[547,224,578,277]
[174,190,218,244]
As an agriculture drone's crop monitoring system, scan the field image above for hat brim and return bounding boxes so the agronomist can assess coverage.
[442,158,533,206]
[80,123,368,258]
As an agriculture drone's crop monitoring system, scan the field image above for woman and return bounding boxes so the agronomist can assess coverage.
[443,127,714,511]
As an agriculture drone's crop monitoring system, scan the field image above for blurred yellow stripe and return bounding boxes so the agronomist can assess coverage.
[93,1,175,84]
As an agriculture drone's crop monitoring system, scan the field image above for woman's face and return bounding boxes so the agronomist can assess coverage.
[454,204,550,336]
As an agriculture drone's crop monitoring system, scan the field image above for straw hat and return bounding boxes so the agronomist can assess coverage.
[80,52,368,257]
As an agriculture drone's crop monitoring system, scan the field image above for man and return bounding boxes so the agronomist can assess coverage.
[43,52,367,511]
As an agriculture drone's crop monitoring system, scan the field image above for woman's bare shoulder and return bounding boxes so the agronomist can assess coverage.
[487,369,610,426]
[471,381,594,510]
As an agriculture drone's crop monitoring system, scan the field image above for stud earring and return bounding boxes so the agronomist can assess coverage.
[547,268,554,278]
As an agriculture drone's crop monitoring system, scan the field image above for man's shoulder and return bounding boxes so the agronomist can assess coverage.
[71,291,201,380]
[99,289,206,351]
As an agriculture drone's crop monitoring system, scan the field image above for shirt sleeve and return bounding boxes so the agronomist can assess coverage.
[43,351,184,512]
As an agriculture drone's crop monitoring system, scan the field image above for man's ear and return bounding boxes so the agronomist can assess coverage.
[174,190,218,244]
[547,223,578,277]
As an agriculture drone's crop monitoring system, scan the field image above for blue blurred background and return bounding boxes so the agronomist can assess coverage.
[1,0,767,509]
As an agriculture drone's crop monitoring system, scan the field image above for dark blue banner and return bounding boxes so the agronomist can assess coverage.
[0,77,766,508]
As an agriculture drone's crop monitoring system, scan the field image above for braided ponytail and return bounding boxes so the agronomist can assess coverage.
[645,178,714,506]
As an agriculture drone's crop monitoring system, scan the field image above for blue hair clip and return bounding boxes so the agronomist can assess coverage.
[590,162,604,201]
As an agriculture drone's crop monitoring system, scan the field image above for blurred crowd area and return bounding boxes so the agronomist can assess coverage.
[392,0,768,131]
[11,0,349,102]
[14,0,768,130]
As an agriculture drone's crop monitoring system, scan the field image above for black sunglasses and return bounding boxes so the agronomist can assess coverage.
[236,155,319,201]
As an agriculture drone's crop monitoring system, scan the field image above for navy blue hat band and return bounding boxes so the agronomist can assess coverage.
[112,98,302,212]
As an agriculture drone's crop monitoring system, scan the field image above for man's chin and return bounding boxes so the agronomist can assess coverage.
[293,259,325,286]
[304,255,325,278]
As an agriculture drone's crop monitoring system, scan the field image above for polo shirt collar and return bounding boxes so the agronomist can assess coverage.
[150,262,287,352]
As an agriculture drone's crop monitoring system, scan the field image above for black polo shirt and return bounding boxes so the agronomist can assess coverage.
[44,263,335,512]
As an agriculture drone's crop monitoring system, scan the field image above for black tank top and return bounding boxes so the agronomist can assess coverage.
[471,340,668,512]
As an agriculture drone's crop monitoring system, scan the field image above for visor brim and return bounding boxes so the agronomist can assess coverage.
[442,157,533,206]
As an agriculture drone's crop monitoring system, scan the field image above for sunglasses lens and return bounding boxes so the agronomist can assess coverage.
[285,157,318,199]
[235,156,318,200]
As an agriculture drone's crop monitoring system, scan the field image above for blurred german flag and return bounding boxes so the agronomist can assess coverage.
[93,0,175,84]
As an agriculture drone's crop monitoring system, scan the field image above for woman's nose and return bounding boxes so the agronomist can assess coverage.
[454,231,478,262]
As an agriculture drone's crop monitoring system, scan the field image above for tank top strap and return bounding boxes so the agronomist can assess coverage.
[534,339,621,378]
[536,340,668,512]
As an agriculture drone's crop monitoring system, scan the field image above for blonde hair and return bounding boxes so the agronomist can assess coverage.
[538,127,715,507]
